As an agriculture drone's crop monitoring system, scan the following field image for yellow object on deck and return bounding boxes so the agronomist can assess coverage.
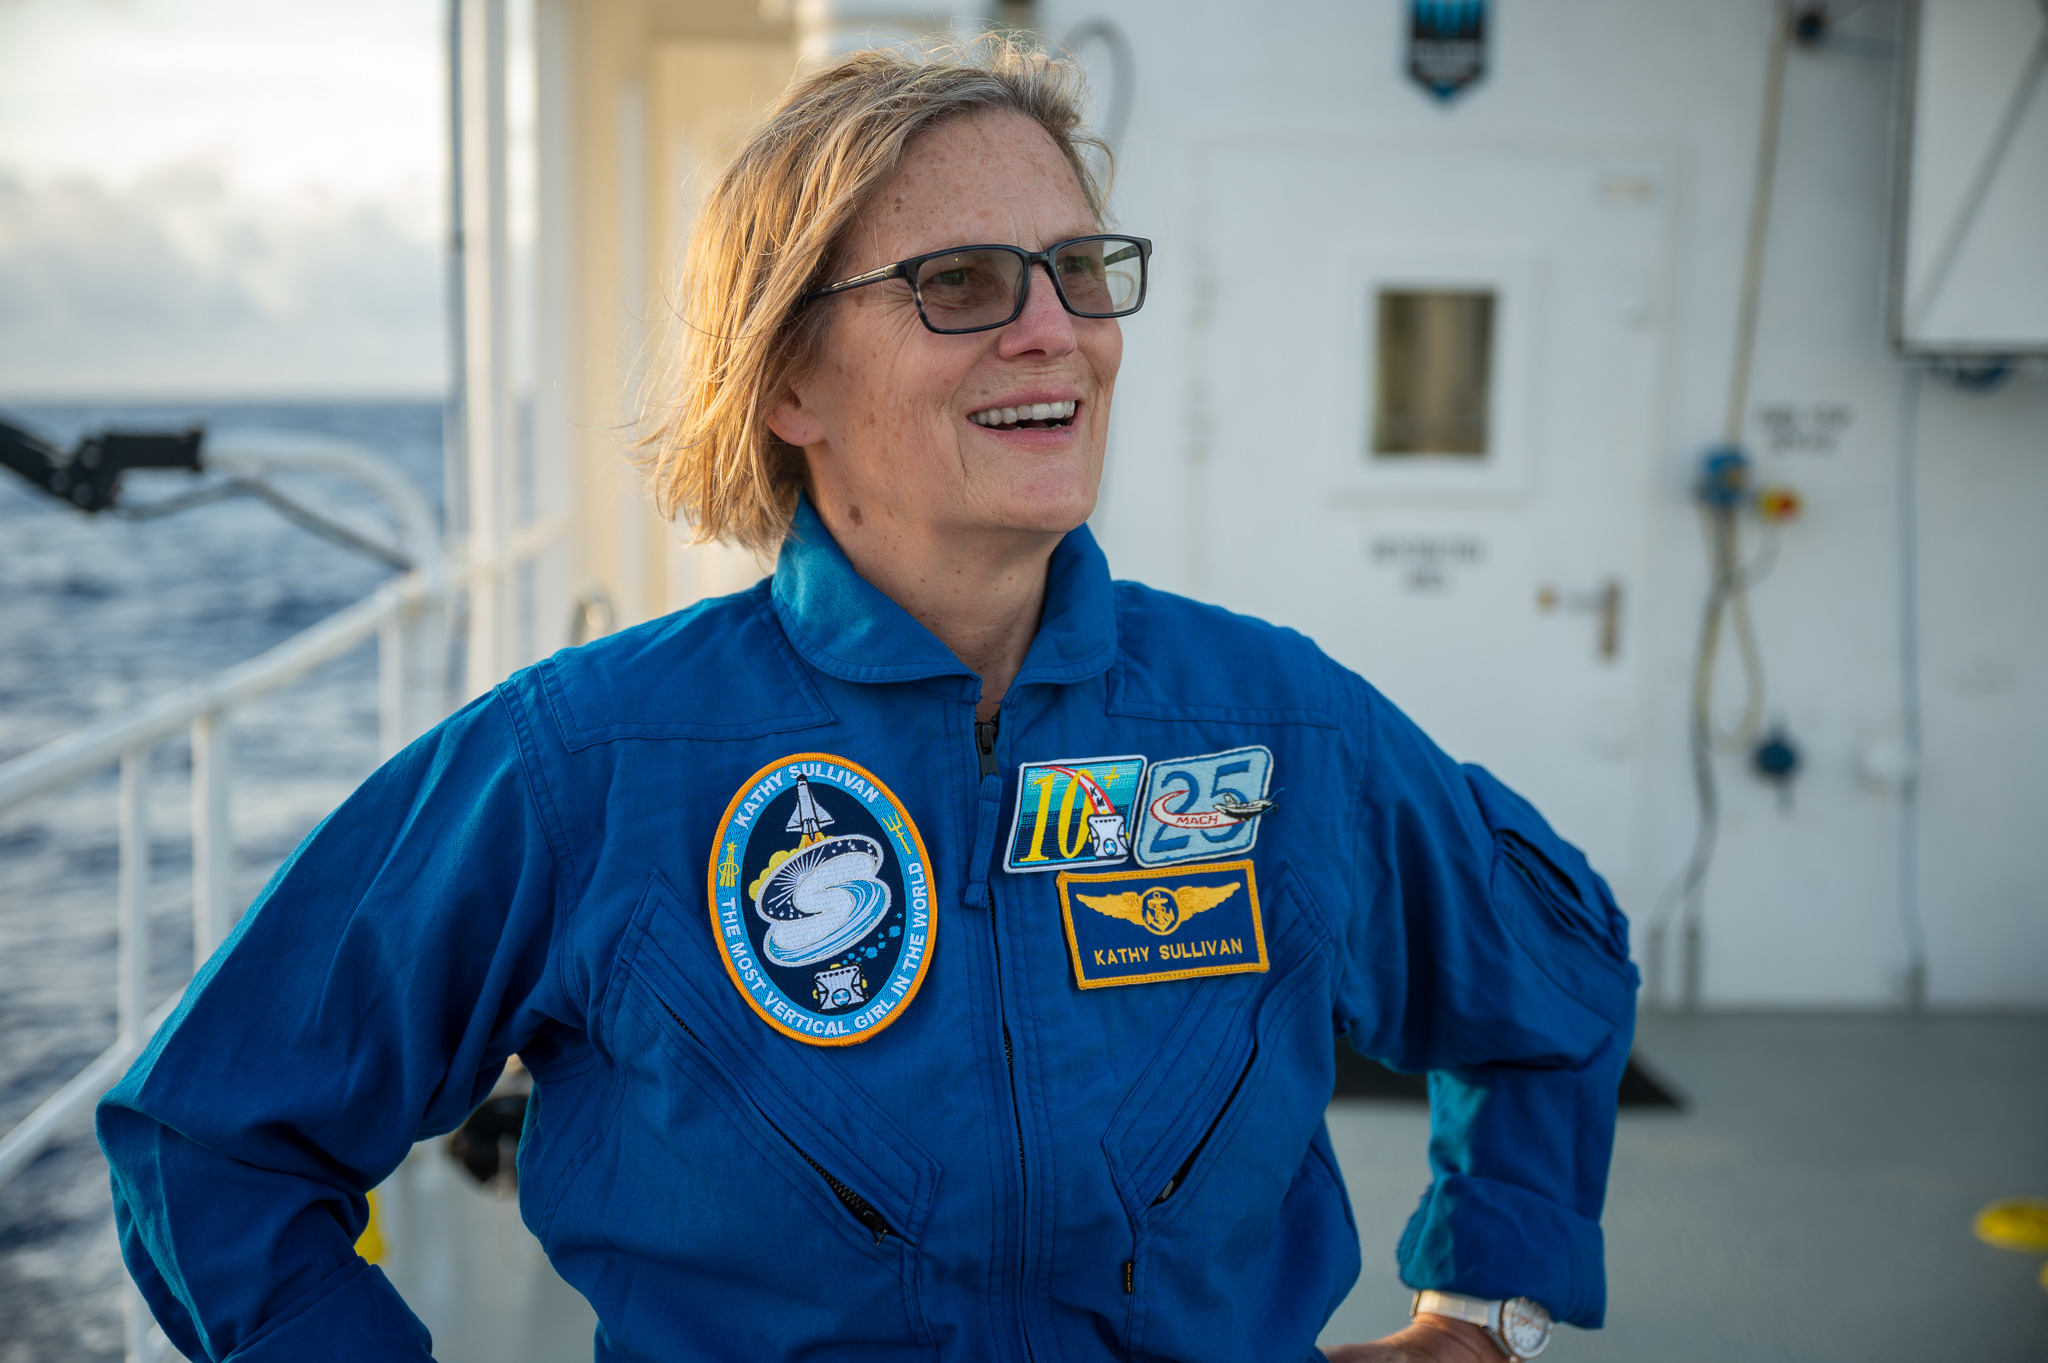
[1972,1199,2048,1296]
[355,1188,386,1264]
[1973,1198,2048,1254]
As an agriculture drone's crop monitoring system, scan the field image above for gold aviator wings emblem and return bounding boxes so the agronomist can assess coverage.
[1078,881,1241,936]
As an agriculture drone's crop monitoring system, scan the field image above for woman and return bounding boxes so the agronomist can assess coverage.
[100,39,1635,1363]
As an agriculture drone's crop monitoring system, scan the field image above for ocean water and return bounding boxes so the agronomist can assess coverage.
[0,398,444,1362]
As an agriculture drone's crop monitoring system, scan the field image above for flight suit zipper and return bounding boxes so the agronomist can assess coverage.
[976,715,1000,779]
[655,998,897,1245]
[975,710,1038,1362]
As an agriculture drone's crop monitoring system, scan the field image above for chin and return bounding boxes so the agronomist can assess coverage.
[989,479,1099,538]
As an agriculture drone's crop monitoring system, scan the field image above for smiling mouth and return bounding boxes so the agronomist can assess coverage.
[967,399,1078,431]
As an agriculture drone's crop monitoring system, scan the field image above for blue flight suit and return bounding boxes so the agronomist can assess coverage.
[99,495,1637,1362]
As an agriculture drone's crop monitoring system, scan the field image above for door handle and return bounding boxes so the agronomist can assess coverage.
[1535,578,1624,661]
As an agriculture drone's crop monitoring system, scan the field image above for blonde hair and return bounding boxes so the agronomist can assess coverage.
[640,35,1111,555]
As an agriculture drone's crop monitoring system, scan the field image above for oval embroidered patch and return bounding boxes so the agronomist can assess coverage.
[707,753,935,1046]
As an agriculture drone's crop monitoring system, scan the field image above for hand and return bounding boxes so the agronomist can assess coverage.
[1323,1313,1502,1363]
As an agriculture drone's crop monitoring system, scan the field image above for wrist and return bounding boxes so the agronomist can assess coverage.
[1408,1313,1506,1362]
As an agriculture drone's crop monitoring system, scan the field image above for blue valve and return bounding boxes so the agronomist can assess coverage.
[1696,444,1751,509]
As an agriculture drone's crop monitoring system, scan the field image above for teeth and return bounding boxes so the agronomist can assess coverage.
[969,399,1077,427]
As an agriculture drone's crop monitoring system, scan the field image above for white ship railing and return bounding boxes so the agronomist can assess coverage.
[0,577,433,1179]
[0,580,444,1363]
[0,434,570,1362]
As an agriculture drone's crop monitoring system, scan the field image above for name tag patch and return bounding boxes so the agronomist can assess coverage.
[1005,755,1148,873]
[1057,859,1268,989]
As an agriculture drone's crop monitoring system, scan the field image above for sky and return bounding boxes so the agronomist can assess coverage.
[0,0,449,397]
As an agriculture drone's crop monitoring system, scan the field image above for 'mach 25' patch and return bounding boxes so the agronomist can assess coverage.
[1056,859,1268,989]
[1133,745,1274,868]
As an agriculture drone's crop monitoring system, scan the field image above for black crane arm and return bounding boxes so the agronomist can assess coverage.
[0,418,203,513]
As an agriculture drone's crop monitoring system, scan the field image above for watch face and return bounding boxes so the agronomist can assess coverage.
[1500,1298,1552,1355]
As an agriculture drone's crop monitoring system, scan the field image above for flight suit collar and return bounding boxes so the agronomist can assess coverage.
[770,493,1119,693]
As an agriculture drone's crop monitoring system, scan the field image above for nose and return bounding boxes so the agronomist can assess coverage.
[996,260,1079,360]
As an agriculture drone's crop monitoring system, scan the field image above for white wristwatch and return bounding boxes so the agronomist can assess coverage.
[1410,1289,1554,1359]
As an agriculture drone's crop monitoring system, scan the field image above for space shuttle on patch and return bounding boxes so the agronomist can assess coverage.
[786,775,836,844]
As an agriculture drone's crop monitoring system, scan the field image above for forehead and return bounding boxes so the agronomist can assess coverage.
[849,111,1097,267]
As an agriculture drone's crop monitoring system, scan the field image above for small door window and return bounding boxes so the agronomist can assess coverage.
[1370,289,1495,459]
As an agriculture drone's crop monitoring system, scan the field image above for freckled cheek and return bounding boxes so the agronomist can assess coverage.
[1094,326,1125,385]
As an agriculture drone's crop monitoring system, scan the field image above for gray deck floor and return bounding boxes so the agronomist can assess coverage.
[1319,1013,2048,1362]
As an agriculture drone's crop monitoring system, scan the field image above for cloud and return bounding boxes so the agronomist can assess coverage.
[0,163,446,397]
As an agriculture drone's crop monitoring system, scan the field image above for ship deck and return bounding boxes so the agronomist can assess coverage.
[359,1012,2048,1363]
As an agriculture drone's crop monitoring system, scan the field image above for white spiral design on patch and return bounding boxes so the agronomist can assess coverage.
[754,834,892,968]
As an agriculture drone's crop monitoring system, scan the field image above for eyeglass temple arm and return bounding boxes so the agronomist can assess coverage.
[804,261,907,301]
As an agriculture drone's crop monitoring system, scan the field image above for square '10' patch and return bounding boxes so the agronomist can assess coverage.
[1005,755,1147,873]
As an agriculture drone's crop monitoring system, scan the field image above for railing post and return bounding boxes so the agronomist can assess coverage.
[384,587,452,759]
[120,747,159,1363]
[117,747,148,1045]
[124,1277,158,1363]
[411,589,451,742]
[379,604,407,761]
[191,712,231,964]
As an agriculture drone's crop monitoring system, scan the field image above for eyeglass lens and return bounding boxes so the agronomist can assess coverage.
[912,238,1144,332]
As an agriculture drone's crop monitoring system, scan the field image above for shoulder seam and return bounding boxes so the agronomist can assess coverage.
[1335,680,1380,1035]
[493,682,588,1023]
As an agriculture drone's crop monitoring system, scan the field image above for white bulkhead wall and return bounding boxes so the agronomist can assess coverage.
[1037,0,2048,1007]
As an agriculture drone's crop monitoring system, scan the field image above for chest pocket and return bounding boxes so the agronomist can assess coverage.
[1098,866,1358,1363]
[603,872,940,1358]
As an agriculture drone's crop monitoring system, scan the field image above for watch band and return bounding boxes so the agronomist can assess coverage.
[1410,1289,1496,1333]
[1409,1289,1552,1360]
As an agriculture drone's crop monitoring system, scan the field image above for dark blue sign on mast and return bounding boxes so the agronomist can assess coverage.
[1409,0,1488,102]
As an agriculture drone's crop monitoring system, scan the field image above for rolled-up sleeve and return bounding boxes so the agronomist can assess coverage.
[1334,683,1638,1328]
[96,687,577,1362]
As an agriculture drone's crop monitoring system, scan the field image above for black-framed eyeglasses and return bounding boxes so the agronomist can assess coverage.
[802,234,1152,335]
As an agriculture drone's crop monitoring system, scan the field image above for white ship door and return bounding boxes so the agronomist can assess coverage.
[1189,144,1673,883]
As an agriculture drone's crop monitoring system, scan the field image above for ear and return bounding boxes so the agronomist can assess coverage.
[766,384,825,450]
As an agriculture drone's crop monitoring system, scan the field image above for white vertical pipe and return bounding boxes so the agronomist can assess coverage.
[117,747,148,1045]
[532,0,573,656]
[1896,367,1928,1010]
[190,713,231,963]
[443,0,471,561]
[462,0,513,696]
